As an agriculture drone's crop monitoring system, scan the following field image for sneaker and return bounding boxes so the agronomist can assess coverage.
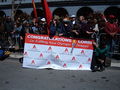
[99,67,105,72]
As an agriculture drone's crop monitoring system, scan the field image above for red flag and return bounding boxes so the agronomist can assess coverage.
[32,0,38,22]
[41,0,52,35]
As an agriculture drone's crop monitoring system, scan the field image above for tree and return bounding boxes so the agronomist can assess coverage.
[11,0,22,21]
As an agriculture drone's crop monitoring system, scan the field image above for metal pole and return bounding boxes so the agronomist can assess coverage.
[11,0,15,22]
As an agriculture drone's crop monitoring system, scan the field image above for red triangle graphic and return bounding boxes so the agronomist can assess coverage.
[63,63,67,67]
[40,53,43,58]
[65,48,68,52]
[24,52,28,55]
[81,50,85,54]
[31,60,35,64]
[55,55,59,59]
[47,61,51,65]
[48,47,52,51]
[88,58,92,62]
[33,45,36,49]
[72,57,76,61]
[79,64,83,68]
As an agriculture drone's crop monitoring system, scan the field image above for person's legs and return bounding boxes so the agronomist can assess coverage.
[98,59,105,71]
[91,52,97,72]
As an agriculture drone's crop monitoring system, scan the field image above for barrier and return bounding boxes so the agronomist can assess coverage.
[0,32,23,50]
[99,33,120,57]
[1,31,120,60]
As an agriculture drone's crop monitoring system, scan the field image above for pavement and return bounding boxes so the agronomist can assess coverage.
[0,56,120,90]
[9,52,23,59]
[1,52,120,90]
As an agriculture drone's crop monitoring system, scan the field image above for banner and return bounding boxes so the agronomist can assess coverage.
[23,33,93,70]
[41,0,52,35]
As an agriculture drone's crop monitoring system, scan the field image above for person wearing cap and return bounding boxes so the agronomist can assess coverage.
[39,18,47,34]
[70,15,76,25]
[102,14,119,37]
[70,15,80,38]
[41,18,46,22]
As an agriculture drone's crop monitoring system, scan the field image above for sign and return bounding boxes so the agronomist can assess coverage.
[23,33,93,70]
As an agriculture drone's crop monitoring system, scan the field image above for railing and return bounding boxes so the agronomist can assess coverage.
[98,33,120,57]
[0,32,120,57]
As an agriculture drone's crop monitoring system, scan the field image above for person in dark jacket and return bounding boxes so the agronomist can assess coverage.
[50,19,58,37]
[50,17,72,38]
[92,41,109,72]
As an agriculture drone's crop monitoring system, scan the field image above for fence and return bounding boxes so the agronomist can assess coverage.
[0,32,120,58]
[98,33,120,58]
[0,32,23,51]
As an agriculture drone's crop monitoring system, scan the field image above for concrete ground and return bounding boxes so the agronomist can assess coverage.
[0,52,120,90]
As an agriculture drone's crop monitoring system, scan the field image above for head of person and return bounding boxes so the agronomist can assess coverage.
[70,15,76,20]
[6,16,11,22]
[79,15,85,21]
[108,15,116,23]
[63,17,70,24]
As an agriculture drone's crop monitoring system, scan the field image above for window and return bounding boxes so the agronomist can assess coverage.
[0,0,7,2]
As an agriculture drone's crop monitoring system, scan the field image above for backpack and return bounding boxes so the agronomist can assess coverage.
[0,50,4,57]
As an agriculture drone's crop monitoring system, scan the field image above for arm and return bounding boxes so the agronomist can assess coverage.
[101,14,108,22]
[96,45,110,54]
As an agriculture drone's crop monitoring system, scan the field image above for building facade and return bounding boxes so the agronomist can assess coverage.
[0,0,120,18]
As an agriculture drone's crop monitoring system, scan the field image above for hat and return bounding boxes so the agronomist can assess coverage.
[71,15,76,18]
[109,15,116,18]
[41,18,46,22]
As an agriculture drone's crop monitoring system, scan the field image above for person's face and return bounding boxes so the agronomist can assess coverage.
[53,19,57,24]
[26,23,30,27]
[35,23,38,26]
[94,19,97,23]
[72,17,76,20]
[79,16,85,21]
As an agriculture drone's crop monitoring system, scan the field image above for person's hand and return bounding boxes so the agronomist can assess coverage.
[59,33,64,36]
[20,36,23,40]
[92,41,98,47]
[72,30,79,35]
[110,32,116,37]
[11,31,15,34]
[86,31,93,34]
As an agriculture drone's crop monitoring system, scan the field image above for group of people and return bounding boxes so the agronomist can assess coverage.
[0,12,120,71]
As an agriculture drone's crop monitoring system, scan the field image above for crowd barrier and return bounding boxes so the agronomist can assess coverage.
[98,33,120,58]
[0,32,23,50]
[0,32,120,58]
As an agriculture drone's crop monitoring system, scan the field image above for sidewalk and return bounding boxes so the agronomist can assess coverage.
[111,58,120,67]
[9,52,23,59]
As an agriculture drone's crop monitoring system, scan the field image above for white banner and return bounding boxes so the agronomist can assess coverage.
[23,34,93,70]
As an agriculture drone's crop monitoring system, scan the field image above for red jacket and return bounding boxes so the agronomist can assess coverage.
[105,22,120,34]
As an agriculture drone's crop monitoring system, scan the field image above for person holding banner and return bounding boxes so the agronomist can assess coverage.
[50,17,72,38]
[60,17,72,37]
[92,41,109,72]
[50,18,58,36]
